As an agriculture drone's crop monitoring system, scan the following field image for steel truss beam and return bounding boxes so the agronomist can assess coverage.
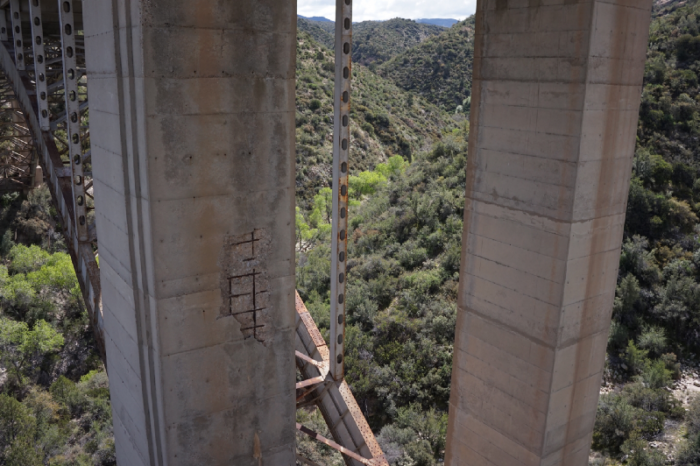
[296,292,388,466]
[0,8,104,363]
[9,0,23,70]
[28,0,48,130]
[330,0,353,382]
[0,10,8,41]
[58,0,87,241]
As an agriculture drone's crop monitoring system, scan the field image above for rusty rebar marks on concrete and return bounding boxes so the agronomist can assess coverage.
[219,229,273,343]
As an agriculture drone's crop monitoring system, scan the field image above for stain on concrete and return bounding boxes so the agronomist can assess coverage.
[219,229,273,343]
[253,432,262,466]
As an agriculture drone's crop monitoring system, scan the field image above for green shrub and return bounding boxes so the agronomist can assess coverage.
[641,359,673,389]
[623,341,649,375]
[677,433,700,466]
[593,392,666,454]
[688,395,700,437]
[621,437,666,466]
[637,326,667,357]
[8,244,50,274]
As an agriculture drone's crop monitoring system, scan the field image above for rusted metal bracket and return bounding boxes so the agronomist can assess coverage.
[295,292,388,466]
[296,423,373,466]
[296,375,325,390]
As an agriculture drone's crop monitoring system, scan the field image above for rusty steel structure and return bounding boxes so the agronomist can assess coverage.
[0,0,385,464]
[0,0,102,363]
[0,81,36,193]
[293,2,390,464]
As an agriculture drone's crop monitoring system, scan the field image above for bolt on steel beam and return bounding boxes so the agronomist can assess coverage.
[330,0,352,382]
[58,0,88,241]
[28,0,48,130]
[9,0,24,70]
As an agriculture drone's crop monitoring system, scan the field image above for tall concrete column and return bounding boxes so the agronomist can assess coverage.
[84,1,297,465]
[446,1,652,465]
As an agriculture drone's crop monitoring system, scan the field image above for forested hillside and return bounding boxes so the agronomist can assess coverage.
[295,31,458,207]
[297,17,334,50]
[297,17,476,112]
[0,188,113,465]
[351,19,445,67]
[588,1,700,464]
[297,18,446,67]
[378,18,475,112]
[296,140,466,464]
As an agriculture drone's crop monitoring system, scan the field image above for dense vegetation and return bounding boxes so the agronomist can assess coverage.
[296,139,466,464]
[298,16,476,112]
[585,1,700,464]
[297,18,445,67]
[378,18,475,112]
[297,18,335,50]
[295,31,458,207]
[351,19,445,67]
[0,188,113,465]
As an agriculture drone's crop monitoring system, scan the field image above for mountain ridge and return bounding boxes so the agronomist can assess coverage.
[298,14,332,22]
[378,17,476,111]
[416,18,458,27]
[297,17,447,67]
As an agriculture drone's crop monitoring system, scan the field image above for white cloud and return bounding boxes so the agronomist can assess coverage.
[297,0,477,23]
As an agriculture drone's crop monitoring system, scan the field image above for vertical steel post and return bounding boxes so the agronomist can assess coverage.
[1,10,9,42]
[28,0,48,130]
[58,0,87,241]
[330,0,352,382]
[9,0,24,70]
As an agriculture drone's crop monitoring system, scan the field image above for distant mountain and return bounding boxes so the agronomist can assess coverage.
[298,15,333,22]
[297,17,447,68]
[351,19,446,66]
[415,18,459,27]
[378,17,475,111]
[297,17,334,49]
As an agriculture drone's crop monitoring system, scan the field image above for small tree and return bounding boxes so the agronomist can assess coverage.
[0,318,64,390]
[0,394,40,464]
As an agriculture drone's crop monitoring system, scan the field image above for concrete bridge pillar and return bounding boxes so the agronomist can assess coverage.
[446,1,652,465]
[83,1,297,465]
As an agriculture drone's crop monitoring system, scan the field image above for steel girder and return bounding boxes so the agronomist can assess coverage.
[0,0,103,364]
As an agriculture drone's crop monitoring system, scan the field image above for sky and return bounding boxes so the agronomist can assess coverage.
[297,0,477,23]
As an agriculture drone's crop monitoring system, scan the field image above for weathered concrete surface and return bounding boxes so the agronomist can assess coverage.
[83,1,297,465]
[445,1,653,465]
